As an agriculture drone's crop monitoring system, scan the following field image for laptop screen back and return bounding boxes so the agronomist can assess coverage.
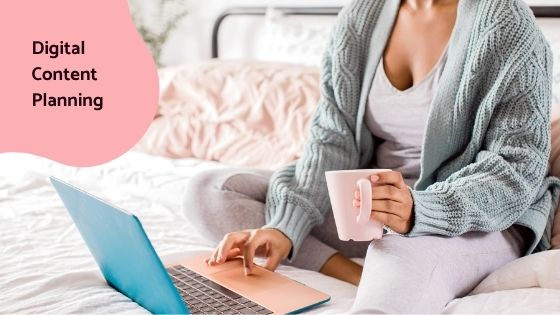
[50,177,188,314]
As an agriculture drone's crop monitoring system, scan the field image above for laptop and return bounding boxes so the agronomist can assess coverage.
[50,177,330,314]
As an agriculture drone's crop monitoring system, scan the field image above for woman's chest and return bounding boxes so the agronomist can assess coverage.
[382,3,457,91]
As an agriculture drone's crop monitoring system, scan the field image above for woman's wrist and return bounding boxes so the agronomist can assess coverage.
[263,227,294,254]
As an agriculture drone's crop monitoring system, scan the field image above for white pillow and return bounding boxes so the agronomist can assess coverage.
[470,250,560,294]
[255,9,332,67]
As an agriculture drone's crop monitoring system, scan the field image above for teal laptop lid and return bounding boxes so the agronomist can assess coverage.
[50,177,188,314]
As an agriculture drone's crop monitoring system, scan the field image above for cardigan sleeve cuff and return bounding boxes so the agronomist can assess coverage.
[406,189,455,236]
[263,201,316,262]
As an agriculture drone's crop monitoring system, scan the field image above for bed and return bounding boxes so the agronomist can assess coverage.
[2,3,560,314]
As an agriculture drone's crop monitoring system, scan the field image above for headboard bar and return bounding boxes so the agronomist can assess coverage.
[211,5,560,59]
[532,6,560,17]
[211,7,342,58]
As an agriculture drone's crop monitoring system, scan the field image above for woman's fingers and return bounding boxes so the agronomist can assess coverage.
[370,211,409,233]
[263,250,284,271]
[206,247,220,265]
[225,247,242,260]
[243,229,291,274]
[353,185,404,207]
[243,231,265,275]
[372,171,407,189]
[207,228,293,275]
[370,211,390,225]
[207,231,249,265]
[207,247,242,265]
[351,171,414,234]
[372,200,406,219]
[372,185,402,202]
[354,173,405,203]
[217,232,247,263]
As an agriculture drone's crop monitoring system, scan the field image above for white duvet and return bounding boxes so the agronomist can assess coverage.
[1,151,559,314]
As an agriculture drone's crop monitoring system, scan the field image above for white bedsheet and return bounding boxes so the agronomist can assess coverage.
[1,151,559,314]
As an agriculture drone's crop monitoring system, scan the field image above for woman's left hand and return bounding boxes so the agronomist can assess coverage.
[353,171,414,234]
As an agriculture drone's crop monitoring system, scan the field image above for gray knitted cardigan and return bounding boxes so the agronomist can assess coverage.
[263,0,560,258]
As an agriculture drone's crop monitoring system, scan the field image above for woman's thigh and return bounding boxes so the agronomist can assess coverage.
[351,226,526,314]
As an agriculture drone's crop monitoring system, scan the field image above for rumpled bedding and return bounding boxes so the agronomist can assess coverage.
[1,151,559,313]
[134,60,320,170]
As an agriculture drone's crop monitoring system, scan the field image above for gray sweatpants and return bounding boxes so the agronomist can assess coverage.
[183,168,528,313]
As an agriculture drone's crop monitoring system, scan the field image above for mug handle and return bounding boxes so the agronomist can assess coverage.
[356,178,372,225]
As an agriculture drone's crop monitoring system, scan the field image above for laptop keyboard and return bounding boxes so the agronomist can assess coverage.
[167,265,273,314]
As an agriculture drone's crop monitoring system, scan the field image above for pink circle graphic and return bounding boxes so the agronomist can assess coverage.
[0,0,159,167]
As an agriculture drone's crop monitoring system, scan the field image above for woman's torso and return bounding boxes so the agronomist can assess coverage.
[366,0,457,187]
[366,48,448,186]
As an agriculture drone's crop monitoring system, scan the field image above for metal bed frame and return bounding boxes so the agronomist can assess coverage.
[211,5,560,59]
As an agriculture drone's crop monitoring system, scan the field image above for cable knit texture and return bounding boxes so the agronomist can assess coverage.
[264,0,560,259]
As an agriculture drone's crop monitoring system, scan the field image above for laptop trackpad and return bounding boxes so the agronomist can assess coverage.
[181,255,330,313]
[209,261,327,313]
[210,264,293,293]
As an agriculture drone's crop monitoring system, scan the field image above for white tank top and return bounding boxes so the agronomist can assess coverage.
[365,49,448,187]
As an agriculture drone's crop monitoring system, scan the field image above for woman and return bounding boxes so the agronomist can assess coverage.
[184,0,559,312]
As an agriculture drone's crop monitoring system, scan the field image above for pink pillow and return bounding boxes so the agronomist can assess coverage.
[134,60,320,170]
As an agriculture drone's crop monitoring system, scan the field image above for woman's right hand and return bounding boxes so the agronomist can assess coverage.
[205,228,292,275]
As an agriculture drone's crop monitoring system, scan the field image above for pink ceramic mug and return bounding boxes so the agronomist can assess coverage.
[325,169,389,241]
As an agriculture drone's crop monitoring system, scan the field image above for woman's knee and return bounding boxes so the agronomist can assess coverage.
[182,168,269,243]
[183,169,227,213]
[182,169,228,242]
